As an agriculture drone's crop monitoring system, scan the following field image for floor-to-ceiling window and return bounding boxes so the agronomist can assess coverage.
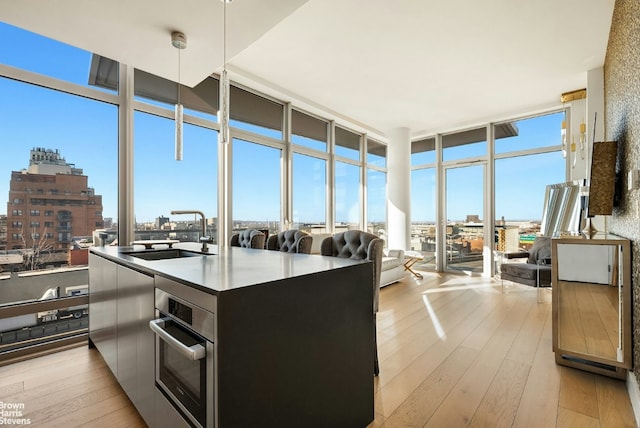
[411,113,565,275]
[411,137,436,269]
[334,126,362,231]
[444,163,485,272]
[0,27,118,260]
[442,127,487,273]
[494,112,565,252]
[366,139,387,239]
[335,161,360,231]
[131,70,221,243]
[292,153,327,233]
[232,139,281,237]
[228,87,284,240]
[0,79,118,252]
[134,112,218,242]
[0,23,118,352]
[411,168,436,268]
[291,110,329,235]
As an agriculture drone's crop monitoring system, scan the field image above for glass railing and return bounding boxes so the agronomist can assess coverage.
[0,267,89,365]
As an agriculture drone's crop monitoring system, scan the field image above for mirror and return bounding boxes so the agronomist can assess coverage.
[540,181,586,237]
[552,235,631,379]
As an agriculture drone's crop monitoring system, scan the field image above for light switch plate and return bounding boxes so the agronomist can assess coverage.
[628,169,640,190]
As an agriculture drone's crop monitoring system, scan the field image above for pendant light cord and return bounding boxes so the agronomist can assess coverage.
[223,1,227,67]
[219,0,230,144]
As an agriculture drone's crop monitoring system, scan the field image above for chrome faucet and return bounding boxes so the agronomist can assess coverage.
[171,210,211,252]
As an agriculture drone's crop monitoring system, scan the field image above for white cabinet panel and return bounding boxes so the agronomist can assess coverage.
[556,243,613,284]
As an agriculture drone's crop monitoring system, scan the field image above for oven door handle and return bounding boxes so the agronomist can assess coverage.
[149,318,206,361]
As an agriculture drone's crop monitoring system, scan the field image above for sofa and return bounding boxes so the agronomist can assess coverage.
[380,249,405,287]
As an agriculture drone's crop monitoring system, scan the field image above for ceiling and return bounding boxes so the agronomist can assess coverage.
[1,0,615,140]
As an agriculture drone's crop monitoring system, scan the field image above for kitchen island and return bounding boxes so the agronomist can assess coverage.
[89,243,374,428]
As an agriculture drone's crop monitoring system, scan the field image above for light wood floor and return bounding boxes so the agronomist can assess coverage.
[0,344,146,427]
[558,280,619,360]
[0,271,635,427]
[371,272,636,428]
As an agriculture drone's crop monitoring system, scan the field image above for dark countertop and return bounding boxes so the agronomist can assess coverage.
[90,243,366,295]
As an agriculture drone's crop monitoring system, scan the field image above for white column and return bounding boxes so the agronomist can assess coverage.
[587,67,606,145]
[586,67,607,232]
[386,127,411,249]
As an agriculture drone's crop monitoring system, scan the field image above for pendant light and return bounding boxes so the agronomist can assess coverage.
[172,31,187,160]
[218,0,232,144]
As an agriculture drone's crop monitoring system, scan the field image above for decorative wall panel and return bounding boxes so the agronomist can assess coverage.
[604,0,640,378]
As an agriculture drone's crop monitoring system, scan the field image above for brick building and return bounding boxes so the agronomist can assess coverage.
[5,148,103,257]
[0,214,6,251]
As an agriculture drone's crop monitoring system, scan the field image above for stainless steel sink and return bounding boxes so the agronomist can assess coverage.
[123,249,213,261]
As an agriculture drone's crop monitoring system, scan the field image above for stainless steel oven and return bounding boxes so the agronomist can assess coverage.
[150,288,215,428]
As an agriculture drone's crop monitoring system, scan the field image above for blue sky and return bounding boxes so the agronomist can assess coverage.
[410,114,566,222]
[0,22,564,225]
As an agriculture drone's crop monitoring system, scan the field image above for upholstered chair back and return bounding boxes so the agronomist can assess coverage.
[527,236,551,264]
[320,230,384,313]
[321,229,384,376]
[266,230,312,254]
[230,229,266,249]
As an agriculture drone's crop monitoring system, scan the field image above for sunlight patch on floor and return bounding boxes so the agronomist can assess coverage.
[421,294,446,339]
[411,274,518,340]
[422,281,499,294]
